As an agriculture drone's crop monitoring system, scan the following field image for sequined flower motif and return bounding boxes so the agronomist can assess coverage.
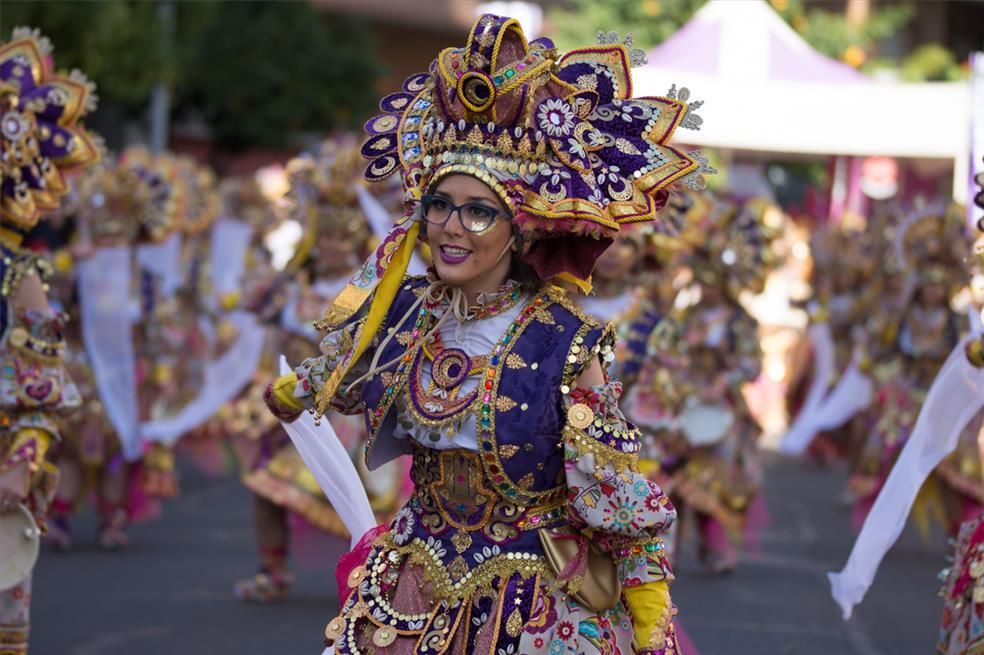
[391,506,415,545]
[537,98,576,138]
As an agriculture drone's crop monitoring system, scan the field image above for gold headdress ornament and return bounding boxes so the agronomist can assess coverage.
[116,146,183,243]
[173,156,220,236]
[311,15,712,412]
[1,27,102,243]
[682,195,782,297]
[218,175,280,236]
[75,160,153,245]
[893,200,967,292]
[285,137,371,273]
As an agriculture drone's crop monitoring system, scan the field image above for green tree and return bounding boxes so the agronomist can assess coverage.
[547,0,915,70]
[2,0,381,150]
[1,0,169,110]
[770,0,914,67]
[547,0,705,51]
[178,1,380,150]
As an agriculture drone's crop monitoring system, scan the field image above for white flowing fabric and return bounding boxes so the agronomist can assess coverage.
[141,310,265,444]
[828,337,984,619]
[209,218,253,306]
[135,234,183,299]
[76,248,142,461]
[276,357,375,548]
[778,322,835,454]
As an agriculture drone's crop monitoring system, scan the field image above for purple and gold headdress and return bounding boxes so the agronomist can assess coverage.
[1,27,101,238]
[313,15,710,407]
[362,15,708,286]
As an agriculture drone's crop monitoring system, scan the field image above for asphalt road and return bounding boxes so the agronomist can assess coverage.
[33,452,943,655]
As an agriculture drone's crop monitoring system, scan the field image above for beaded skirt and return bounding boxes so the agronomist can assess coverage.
[323,447,639,654]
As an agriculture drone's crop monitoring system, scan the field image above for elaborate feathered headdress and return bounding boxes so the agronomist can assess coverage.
[1,27,102,237]
[682,195,782,297]
[285,137,371,272]
[311,15,711,407]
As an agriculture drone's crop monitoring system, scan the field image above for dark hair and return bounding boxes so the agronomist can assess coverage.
[509,228,543,293]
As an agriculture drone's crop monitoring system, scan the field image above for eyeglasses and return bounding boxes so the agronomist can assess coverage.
[420,194,503,234]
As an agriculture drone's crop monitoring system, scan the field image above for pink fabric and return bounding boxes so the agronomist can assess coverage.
[176,433,233,478]
[125,462,161,524]
[675,621,700,655]
[287,511,349,572]
[550,531,589,582]
[742,493,770,555]
[335,524,388,599]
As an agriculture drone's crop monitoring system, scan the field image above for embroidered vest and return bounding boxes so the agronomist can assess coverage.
[360,278,607,507]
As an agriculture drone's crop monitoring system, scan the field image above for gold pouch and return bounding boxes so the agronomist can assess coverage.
[538,526,621,612]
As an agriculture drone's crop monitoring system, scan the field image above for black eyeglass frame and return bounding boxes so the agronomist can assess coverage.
[418,194,506,235]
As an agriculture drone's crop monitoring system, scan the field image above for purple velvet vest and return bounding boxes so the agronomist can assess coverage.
[360,278,606,505]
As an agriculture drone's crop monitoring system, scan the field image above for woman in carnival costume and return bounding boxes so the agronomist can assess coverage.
[234,140,409,602]
[42,158,179,549]
[0,27,101,654]
[849,203,975,535]
[937,167,984,655]
[827,175,984,650]
[650,197,778,574]
[791,222,880,466]
[265,15,711,654]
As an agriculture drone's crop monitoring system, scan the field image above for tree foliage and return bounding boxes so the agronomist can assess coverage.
[547,0,706,51]
[1,0,169,108]
[1,0,380,150]
[179,2,379,150]
[547,0,916,69]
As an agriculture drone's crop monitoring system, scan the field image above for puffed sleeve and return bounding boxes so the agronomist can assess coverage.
[560,326,681,653]
[562,380,675,585]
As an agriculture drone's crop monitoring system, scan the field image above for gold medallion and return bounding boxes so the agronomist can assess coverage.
[372,626,397,648]
[347,565,367,588]
[8,327,29,348]
[567,403,595,430]
[324,616,346,641]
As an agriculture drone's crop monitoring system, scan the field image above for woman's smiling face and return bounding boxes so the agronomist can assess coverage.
[424,174,514,300]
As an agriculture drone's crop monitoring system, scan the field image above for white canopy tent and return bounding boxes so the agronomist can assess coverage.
[631,0,972,203]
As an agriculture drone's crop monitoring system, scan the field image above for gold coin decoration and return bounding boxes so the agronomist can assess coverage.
[8,327,28,348]
[324,617,346,641]
[372,626,397,647]
[347,565,367,588]
[567,403,595,430]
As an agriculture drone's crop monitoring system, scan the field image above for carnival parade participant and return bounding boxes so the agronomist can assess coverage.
[937,166,984,655]
[43,161,162,550]
[233,140,408,602]
[0,26,102,654]
[849,203,974,535]
[652,198,777,574]
[264,14,712,653]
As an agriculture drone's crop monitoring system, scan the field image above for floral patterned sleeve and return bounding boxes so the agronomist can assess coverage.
[562,380,676,587]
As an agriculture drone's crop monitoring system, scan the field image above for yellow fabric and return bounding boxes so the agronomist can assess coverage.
[3,428,54,496]
[271,374,303,412]
[912,476,946,542]
[554,271,593,295]
[315,221,420,414]
[10,428,53,466]
[623,580,671,649]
